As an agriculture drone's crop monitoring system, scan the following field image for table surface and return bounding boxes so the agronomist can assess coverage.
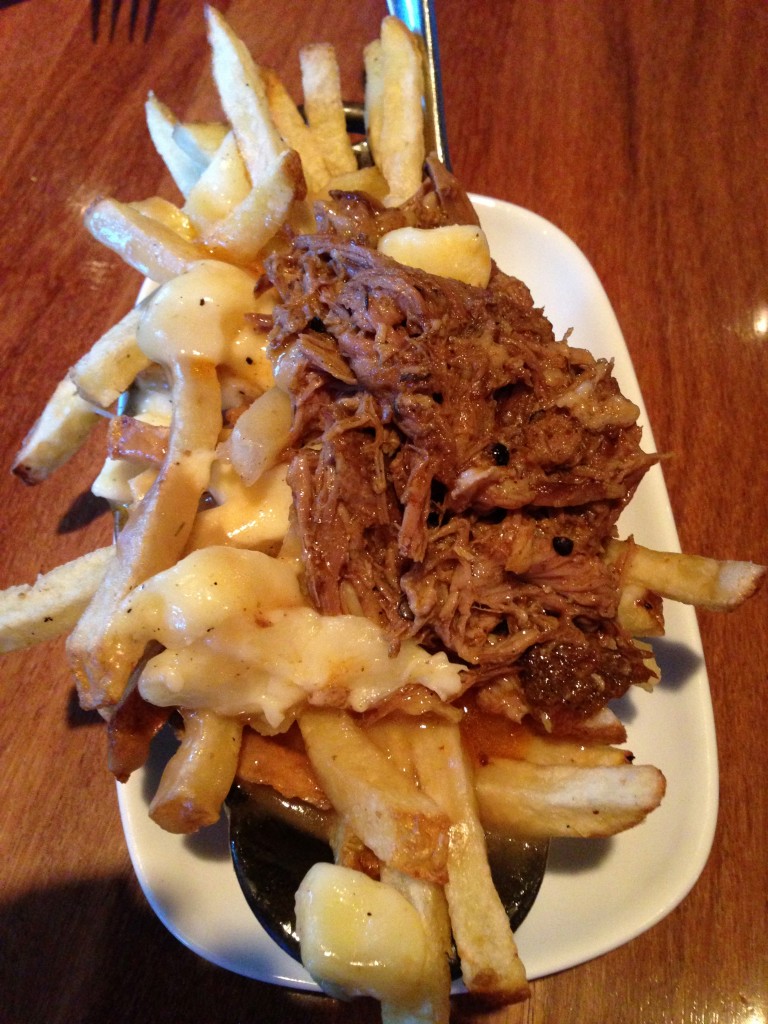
[1,3,766,1023]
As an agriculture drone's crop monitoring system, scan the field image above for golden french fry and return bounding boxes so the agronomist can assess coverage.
[460,709,631,768]
[237,728,331,810]
[0,546,114,653]
[198,148,305,265]
[145,92,207,196]
[67,358,222,710]
[203,8,307,260]
[607,537,765,611]
[474,758,667,838]
[380,867,452,1024]
[107,415,168,466]
[128,197,196,239]
[69,304,149,408]
[149,708,243,833]
[183,130,252,231]
[363,38,384,162]
[261,66,330,194]
[205,6,286,181]
[12,378,101,484]
[320,164,389,201]
[224,384,292,486]
[410,719,529,1004]
[376,16,425,205]
[299,707,450,884]
[85,198,206,282]
[108,676,173,782]
[617,580,665,636]
[300,43,357,176]
[173,120,229,167]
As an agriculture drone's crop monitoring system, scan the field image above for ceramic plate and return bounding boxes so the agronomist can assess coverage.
[118,194,719,988]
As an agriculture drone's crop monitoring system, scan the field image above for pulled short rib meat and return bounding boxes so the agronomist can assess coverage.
[266,164,658,729]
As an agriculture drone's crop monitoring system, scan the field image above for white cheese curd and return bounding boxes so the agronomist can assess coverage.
[138,606,464,729]
[295,863,429,1004]
[91,456,143,506]
[137,260,259,365]
[110,547,304,652]
[378,223,492,288]
[224,384,292,486]
[186,462,292,551]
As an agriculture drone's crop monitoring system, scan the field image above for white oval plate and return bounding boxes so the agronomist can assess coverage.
[118,194,718,989]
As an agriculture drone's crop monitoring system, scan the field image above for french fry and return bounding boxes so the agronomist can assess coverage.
[363,38,384,164]
[320,164,389,201]
[380,867,452,1024]
[108,674,173,782]
[299,43,358,176]
[237,728,331,810]
[149,708,243,833]
[183,130,252,231]
[460,709,631,767]
[299,707,450,884]
[85,198,206,282]
[145,92,208,197]
[410,719,529,1004]
[173,120,229,167]
[474,758,667,838]
[12,378,101,484]
[107,415,168,466]
[359,717,452,1021]
[375,16,425,205]
[69,305,149,408]
[223,384,292,486]
[67,357,222,709]
[128,196,196,239]
[617,579,665,636]
[608,537,766,611]
[0,545,114,653]
[261,66,330,194]
[204,6,305,261]
[198,148,305,265]
[205,6,286,182]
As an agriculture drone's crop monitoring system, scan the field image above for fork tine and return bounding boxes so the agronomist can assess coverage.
[128,0,140,41]
[143,0,160,42]
[109,0,122,41]
[90,0,160,41]
[90,0,101,41]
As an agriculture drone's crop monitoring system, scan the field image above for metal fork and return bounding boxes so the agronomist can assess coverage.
[90,0,160,42]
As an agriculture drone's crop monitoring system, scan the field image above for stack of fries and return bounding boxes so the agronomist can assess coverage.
[1,8,764,1021]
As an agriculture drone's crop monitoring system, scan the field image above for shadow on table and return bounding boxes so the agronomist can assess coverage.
[0,876,380,1024]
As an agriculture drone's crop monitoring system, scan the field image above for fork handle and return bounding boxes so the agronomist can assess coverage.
[386,0,452,169]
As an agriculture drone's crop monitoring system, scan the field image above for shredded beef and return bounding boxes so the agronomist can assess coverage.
[265,163,658,727]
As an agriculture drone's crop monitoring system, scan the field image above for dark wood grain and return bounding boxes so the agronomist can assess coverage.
[1,3,766,1023]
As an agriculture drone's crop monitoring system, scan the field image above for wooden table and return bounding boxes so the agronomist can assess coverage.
[1,2,766,1022]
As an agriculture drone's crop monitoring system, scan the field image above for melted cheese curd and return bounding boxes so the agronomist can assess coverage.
[96,259,464,734]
